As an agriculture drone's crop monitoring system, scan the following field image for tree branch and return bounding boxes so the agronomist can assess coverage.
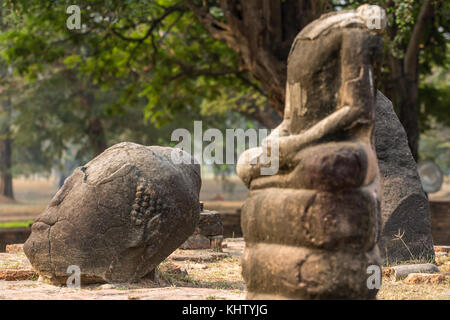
[237,102,282,129]
[185,0,239,50]
[404,0,434,77]
[170,68,241,81]
[111,5,187,42]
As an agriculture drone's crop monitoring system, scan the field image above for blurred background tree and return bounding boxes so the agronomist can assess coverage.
[0,0,448,199]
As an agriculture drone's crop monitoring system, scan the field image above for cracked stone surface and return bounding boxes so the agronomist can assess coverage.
[24,142,201,284]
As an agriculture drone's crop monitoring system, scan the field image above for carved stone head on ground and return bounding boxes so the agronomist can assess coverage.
[24,142,201,284]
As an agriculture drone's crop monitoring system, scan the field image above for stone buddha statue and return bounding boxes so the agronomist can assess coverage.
[237,5,386,299]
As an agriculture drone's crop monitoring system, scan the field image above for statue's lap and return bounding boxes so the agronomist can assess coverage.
[241,140,380,299]
[242,186,378,250]
[251,141,376,191]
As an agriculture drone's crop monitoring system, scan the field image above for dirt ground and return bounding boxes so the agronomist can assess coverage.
[0,176,449,300]
[0,239,449,300]
[0,239,246,300]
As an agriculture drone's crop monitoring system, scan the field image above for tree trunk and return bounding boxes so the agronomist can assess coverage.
[383,0,434,162]
[187,0,331,116]
[395,77,419,161]
[0,137,13,199]
[189,0,432,159]
[0,99,14,200]
[239,103,282,129]
[86,117,107,156]
[398,0,434,161]
[79,91,107,157]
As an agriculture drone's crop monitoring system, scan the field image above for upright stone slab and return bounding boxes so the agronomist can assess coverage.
[24,142,201,284]
[236,5,386,299]
[375,92,435,262]
[181,210,224,250]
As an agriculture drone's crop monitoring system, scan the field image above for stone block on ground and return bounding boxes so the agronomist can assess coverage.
[169,249,230,262]
[180,235,211,250]
[0,270,38,281]
[0,251,38,281]
[404,273,448,285]
[181,210,224,251]
[5,244,24,254]
[392,263,439,280]
[195,210,223,236]
[435,246,450,254]
[0,252,32,270]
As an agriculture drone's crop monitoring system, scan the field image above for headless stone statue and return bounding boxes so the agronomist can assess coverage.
[237,5,386,299]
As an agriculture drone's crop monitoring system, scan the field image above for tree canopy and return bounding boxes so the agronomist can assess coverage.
[0,0,448,198]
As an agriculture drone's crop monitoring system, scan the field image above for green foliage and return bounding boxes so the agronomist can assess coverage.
[344,0,450,135]
[419,117,450,174]
[0,220,33,229]
[419,61,450,131]
[0,0,448,178]
[4,1,448,129]
[418,55,449,172]
[419,85,450,130]
[343,0,449,72]
[1,0,262,126]
[0,0,265,177]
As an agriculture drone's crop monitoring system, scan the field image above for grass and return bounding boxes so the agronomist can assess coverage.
[206,295,226,300]
[378,278,450,300]
[0,220,33,229]
[1,244,448,299]
[157,257,244,291]
[383,229,438,267]
[157,249,449,299]
[384,256,438,268]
